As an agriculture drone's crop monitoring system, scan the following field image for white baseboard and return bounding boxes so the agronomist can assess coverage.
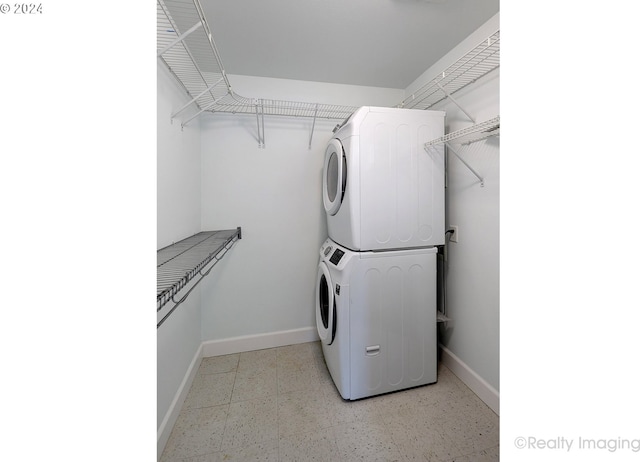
[202,326,319,357]
[440,345,500,415]
[157,343,203,460]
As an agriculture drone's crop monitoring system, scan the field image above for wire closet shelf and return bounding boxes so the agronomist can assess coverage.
[157,0,499,126]
[399,31,500,111]
[424,116,500,187]
[157,228,241,327]
[425,116,500,147]
[157,0,358,125]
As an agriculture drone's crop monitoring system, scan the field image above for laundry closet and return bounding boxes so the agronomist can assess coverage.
[157,1,499,456]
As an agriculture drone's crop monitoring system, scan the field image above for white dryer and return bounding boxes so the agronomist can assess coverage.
[323,106,446,251]
[315,238,438,400]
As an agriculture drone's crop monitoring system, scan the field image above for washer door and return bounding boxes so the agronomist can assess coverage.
[316,262,336,345]
[322,139,347,216]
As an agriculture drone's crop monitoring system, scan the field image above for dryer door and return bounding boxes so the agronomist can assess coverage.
[322,139,347,216]
[316,262,336,345]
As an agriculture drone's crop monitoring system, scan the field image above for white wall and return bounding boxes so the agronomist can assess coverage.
[157,63,203,433]
[407,14,500,393]
[198,77,403,342]
[157,66,202,248]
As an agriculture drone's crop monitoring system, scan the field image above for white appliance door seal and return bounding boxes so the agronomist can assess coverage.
[316,262,335,344]
[322,139,346,216]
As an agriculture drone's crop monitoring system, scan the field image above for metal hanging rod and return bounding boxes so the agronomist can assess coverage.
[157,227,242,328]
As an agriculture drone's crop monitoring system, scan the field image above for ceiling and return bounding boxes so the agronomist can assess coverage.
[198,0,499,89]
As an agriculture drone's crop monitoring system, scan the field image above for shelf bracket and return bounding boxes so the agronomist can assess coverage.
[180,92,227,129]
[171,77,225,120]
[255,99,265,148]
[435,80,475,123]
[157,21,203,57]
[444,142,484,187]
[424,116,498,188]
[308,104,318,150]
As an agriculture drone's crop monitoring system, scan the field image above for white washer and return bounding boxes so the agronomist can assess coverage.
[323,106,446,252]
[316,238,438,400]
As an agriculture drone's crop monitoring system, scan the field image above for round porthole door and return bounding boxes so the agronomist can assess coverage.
[322,139,347,216]
[316,262,336,345]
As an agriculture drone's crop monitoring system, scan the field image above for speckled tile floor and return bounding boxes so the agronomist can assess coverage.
[160,341,499,462]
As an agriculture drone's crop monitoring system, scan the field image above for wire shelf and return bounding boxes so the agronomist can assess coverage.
[157,0,499,137]
[157,0,357,123]
[425,116,500,147]
[157,228,241,326]
[424,116,499,187]
[158,0,230,116]
[213,94,358,120]
[399,31,500,111]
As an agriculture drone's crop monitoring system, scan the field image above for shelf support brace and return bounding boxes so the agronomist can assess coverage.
[157,21,203,57]
[444,142,484,187]
[255,99,265,148]
[435,80,476,123]
[180,91,228,129]
[308,104,318,150]
[171,76,225,120]
[261,101,265,148]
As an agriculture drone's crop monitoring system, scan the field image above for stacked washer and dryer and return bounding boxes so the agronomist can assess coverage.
[315,106,446,400]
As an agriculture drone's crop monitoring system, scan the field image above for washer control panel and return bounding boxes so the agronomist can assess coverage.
[320,239,349,268]
[329,248,345,265]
